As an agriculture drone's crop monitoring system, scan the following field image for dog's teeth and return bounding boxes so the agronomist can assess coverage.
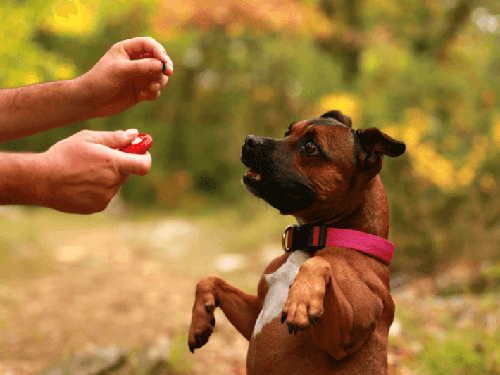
[247,169,262,181]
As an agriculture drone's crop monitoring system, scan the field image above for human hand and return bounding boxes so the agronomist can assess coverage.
[37,129,151,214]
[77,37,174,118]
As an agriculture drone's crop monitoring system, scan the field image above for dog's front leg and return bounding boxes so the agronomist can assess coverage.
[282,252,385,361]
[188,275,260,352]
[281,256,333,333]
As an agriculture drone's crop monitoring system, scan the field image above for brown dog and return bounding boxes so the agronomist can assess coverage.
[188,110,406,374]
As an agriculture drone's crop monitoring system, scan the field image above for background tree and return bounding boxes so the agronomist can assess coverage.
[1,0,499,273]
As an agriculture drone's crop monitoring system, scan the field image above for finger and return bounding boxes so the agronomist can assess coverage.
[121,58,164,79]
[139,88,161,102]
[141,73,166,100]
[159,73,169,90]
[116,152,151,176]
[122,37,164,60]
[163,58,174,76]
[145,80,161,94]
[116,173,130,187]
[140,78,168,97]
[121,37,173,76]
[150,81,162,95]
[87,129,139,148]
[147,72,164,92]
[150,71,164,84]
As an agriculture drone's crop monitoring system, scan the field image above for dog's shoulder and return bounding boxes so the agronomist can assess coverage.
[263,253,290,275]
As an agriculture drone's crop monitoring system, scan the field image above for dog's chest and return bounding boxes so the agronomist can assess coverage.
[252,250,311,337]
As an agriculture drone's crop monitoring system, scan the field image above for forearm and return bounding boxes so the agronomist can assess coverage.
[0,37,172,143]
[0,152,46,206]
[0,78,93,143]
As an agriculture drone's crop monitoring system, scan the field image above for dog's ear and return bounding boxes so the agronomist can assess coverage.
[321,110,352,128]
[355,128,406,170]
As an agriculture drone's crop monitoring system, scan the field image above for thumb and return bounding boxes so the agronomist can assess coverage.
[119,58,164,79]
[116,151,152,176]
[88,129,139,148]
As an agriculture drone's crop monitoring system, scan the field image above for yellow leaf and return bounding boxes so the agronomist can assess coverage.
[47,0,96,36]
[55,62,76,80]
[318,93,359,124]
[24,73,42,86]
[493,117,500,148]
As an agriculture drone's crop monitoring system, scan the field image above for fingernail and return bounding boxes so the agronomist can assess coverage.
[162,54,173,75]
[125,129,139,137]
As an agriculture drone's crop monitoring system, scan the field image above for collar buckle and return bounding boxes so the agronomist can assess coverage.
[282,225,328,253]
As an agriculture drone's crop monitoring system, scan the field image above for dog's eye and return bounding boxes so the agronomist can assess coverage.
[303,141,319,155]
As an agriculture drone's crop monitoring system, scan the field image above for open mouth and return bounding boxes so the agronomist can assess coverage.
[240,136,317,214]
[244,167,262,182]
[241,157,316,215]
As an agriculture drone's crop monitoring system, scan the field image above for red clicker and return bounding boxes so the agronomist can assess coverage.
[119,133,153,154]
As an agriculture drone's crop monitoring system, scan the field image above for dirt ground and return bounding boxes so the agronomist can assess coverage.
[2,209,498,375]
[0,215,258,374]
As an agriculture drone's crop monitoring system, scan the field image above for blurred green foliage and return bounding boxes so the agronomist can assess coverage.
[1,0,499,274]
[393,291,500,374]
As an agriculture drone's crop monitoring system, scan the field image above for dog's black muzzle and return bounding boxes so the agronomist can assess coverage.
[241,135,316,214]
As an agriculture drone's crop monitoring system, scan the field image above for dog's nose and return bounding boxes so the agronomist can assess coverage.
[245,135,264,148]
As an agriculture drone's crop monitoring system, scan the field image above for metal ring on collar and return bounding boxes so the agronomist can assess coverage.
[282,225,294,252]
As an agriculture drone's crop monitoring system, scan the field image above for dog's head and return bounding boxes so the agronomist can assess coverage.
[241,110,405,222]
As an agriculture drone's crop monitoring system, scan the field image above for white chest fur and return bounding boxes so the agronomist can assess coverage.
[252,250,311,337]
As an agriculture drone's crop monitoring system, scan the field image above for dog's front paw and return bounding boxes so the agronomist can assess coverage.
[281,258,331,334]
[188,276,219,352]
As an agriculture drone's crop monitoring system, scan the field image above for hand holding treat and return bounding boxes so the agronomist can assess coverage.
[0,37,167,214]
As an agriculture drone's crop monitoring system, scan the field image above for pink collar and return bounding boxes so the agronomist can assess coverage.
[282,225,395,265]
